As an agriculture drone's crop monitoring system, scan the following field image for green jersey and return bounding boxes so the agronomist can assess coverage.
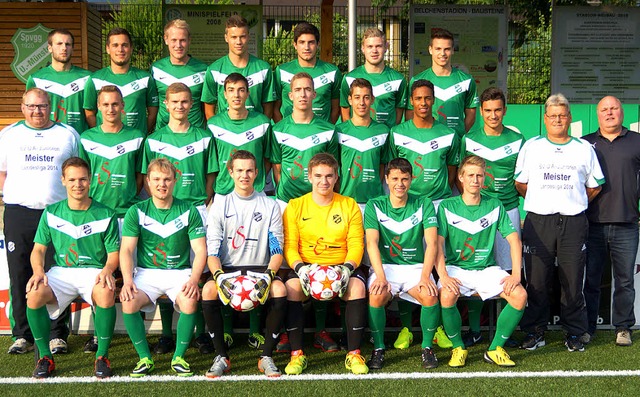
[340,65,408,128]
[275,59,341,121]
[34,199,120,269]
[151,56,208,130]
[207,111,272,195]
[141,125,218,206]
[388,120,459,200]
[84,66,159,133]
[336,120,390,203]
[270,115,339,202]
[437,195,515,270]
[408,68,478,136]
[364,194,437,265]
[78,126,145,217]
[201,55,276,115]
[27,65,91,133]
[460,126,524,211]
[122,197,205,269]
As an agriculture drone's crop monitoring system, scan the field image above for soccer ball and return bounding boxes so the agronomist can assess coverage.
[228,275,260,312]
[308,265,341,301]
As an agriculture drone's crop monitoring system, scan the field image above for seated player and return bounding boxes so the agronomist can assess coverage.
[26,157,120,378]
[283,153,368,375]
[366,158,441,370]
[436,155,527,367]
[201,150,287,378]
[119,158,207,377]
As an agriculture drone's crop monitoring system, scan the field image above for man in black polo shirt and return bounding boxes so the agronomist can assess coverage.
[583,95,640,347]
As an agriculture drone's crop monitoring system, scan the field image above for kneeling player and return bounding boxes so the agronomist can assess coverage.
[119,158,207,377]
[366,158,441,370]
[283,153,368,375]
[202,150,287,378]
[436,155,527,367]
[26,157,120,378]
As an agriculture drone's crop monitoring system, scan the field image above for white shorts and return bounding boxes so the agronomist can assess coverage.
[133,268,192,313]
[46,267,103,320]
[437,265,508,301]
[494,207,521,271]
[368,264,435,305]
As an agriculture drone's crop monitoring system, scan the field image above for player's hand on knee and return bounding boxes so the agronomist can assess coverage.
[500,274,521,296]
[95,270,115,290]
[182,277,200,300]
[417,277,438,296]
[440,275,462,295]
[119,281,138,302]
[294,262,317,297]
[369,277,391,296]
[254,269,275,305]
[335,263,354,298]
[26,272,47,293]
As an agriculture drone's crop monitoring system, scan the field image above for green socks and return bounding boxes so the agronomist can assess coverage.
[420,303,440,349]
[174,312,197,360]
[441,305,464,349]
[123,312,152,360]
[158,302,174,338]
[94,305,116,358]
[398,300,415,329]
[489,304,524,351]
[26,306,51,358]
[368,305,386,350]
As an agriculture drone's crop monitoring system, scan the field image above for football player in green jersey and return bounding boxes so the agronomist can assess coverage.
[436,155,527,368]
[84,28,159,134]
[274,22,341,123]
[152,19,208,130]
[340,28,407,128]
[26,29,91,133]
[202,15,276,120]
[366,158,441,370]
[26,157,120,378]
[120,158,207,377]
[407,28,478,136]
[458,87,524,348]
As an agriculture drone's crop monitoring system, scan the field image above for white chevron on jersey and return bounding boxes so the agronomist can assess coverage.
[375,205,423,235]
[464,138,522,162]
[146,137,212,160]
[279,70,294,84]
[32,77,89,98]
[273,130,334,151]
[245,70,268,88]
[92,77,150,98]
[278,70,336,89]
[372,80,403,97]
[208,123,269,146]
[338,133,388,152]
[151,67,205,88]
[210,70,228,85]
[444,206,500,235]
[394,132,454,155]
[80,137,144,160]
[434,79,472,102]
[47,212,111,239]
[137,209,190,238]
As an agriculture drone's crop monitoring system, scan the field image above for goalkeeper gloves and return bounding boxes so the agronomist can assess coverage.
[213,269,234,306]
[294,262,317,297]
[335,263,354,298]
[253,269,275,305]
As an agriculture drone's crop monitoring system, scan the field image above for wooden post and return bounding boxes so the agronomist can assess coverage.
[320,0,334,63]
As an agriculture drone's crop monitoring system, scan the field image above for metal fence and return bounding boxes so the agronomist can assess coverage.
[91,1,551,104]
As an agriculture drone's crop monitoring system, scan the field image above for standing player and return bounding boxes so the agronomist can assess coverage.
[120,158,207,377]
[283,153,368,375]
[202,15,276,119]
[274,22,341,123]
[26,157,119,378]
[79,85,145,219]
[152,19,208,130]
[458,87,524,347]
[141,82,217,354]
[407,28,478,137]
[340,28,407,128]
[27,29,91,133]
[437,155,527,367]
[366,158,441,370]
[1,88,79,356]
[84,27,159,134]
[202,150,286,378]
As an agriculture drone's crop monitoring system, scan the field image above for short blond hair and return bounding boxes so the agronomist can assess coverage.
[22,88,50,104]
[147,158,177,178]
[362,27,385,44]
[166,82,192,100]
[458,155,486,177]
[164,19,191,37]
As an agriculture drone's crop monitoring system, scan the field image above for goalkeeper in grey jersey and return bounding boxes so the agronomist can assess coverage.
[202,150,287,378]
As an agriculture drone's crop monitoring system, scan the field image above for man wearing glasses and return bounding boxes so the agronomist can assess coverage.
[515,93,604,353]
[0,88,80,355]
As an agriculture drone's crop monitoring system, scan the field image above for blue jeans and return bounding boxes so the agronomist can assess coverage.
[585,222,639,333]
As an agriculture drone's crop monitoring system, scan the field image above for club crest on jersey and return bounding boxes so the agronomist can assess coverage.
[372,137,380,146]
[71,82,79,92]
[410,214,420,225]
[312,135,321,144]
[186,145,195,155]
[384,82,393,92]
[333,214,342,224]
[504,145,513,155]
[175,218,184,230]
[192,74,202,84]
[430,140,439,150]
[131,81,140,90]
[117,144,125,155]
[480,217,489,228]
[253,212,262,222]
[320,75,329,85]
[455,84,463,94]
[246,131,255,140]
[247,76,254,87]
[82,224,92,235]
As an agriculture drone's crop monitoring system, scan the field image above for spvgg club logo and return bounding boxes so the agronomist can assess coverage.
[153,242,166,267]
[253,212,262,222]
[389,235,402,257]
[71,82,79,92]
[192,73,202,84]
[479,217,489,228]
[185,145,195,155]
[483,165,494,189]
[97,161,111,185]
[65,243,78,266]
[82,224,92,235]
[460,237,475,261]
[412,156,424,180]
[289,156,304,180]
[350,156,363,179]
[131,81,140,91]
